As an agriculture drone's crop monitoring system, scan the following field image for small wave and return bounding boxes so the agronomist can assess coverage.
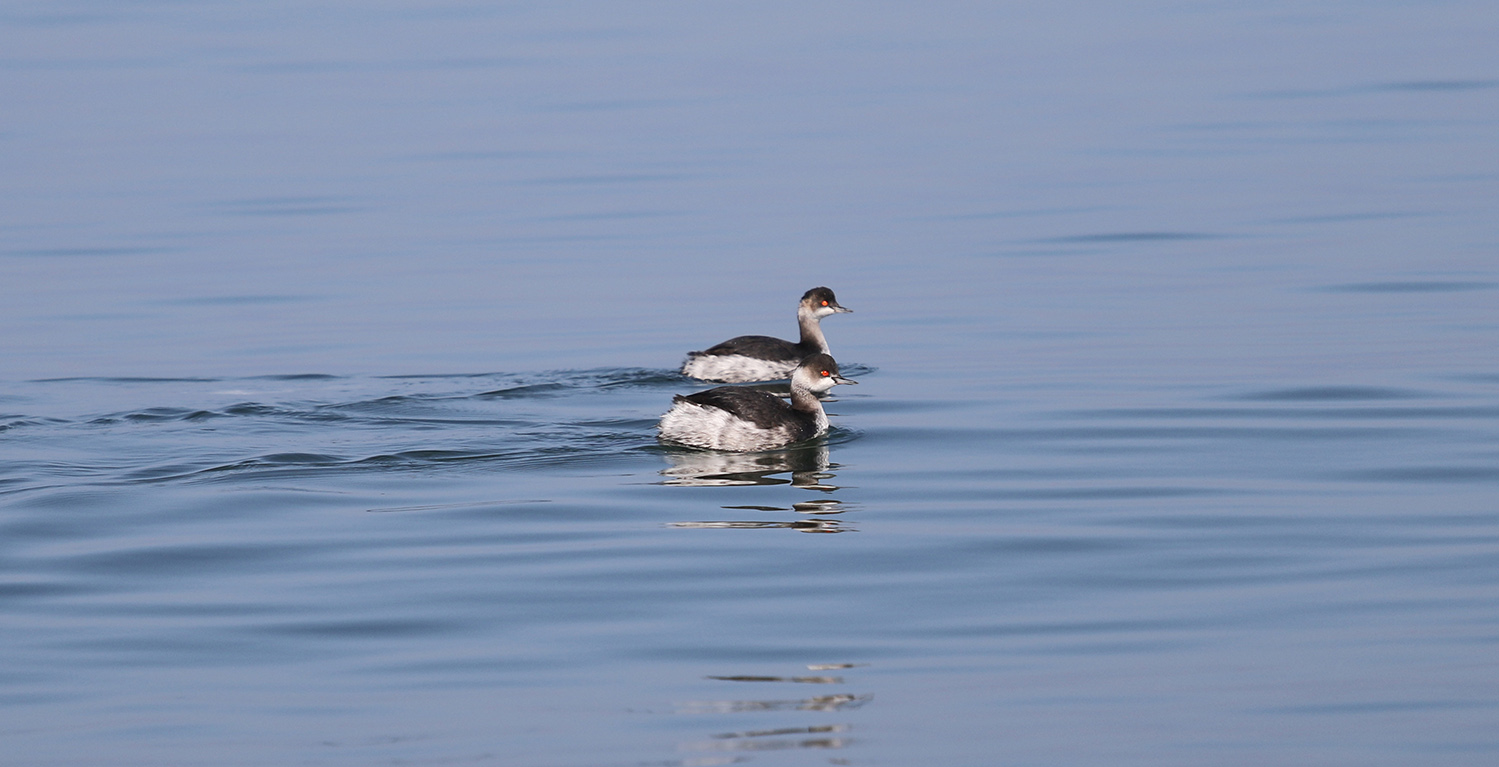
[29,376,222,384]
[1074,405,1499,422]
[573,417,660,429]
[366,499,552,513]
[1235,386,1428,402]
[1322,281,1497,293]
[377,371,508,380]
[1265,211,1422,225]
[84,403,352,425]
[821,428,861,446]
[474,368,689,397]
[1,417,67,433]
[0,367,716,492]
[1250,81,1498,99]
[1336,466,1499,484]
[1375,79,1499,92]
[223,403,353,423]
[1044,231,1220,244]
[251,617,466,639]
[121,408,221,423]
[123,461,228,482]
[211,195,365,218]
[197,449,475,477]
[588,368,695,388]
[3,246,178,259]
[256,452,347,465]
[153,295,317,307]
[182,432,653,482]
[476,382,569,399]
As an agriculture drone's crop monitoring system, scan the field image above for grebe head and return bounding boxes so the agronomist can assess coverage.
[800,287,852,319]
[795,352,857,394]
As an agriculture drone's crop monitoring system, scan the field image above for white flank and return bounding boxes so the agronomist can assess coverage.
[680,354,796,383]
[657,400,797,452]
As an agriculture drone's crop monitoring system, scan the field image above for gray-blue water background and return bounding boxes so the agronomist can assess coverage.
[2,2,1497,765]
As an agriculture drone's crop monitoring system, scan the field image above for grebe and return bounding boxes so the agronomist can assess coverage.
[658,353,856,451]
[680,287,851,382]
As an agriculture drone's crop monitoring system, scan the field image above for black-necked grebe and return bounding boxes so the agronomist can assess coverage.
[658,353,857,451]
[680,287,851,382]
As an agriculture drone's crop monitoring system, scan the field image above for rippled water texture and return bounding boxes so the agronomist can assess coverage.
[3,2,1498,765]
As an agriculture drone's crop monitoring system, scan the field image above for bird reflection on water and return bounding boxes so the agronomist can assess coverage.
[667,519,851,533]
[660,445,853,532]
[658,444,838,489]
[672,664,871,758]
[656,446,867,746]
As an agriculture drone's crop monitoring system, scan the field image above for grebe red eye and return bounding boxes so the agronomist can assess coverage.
[820,370,830,377]
[821,300,829,306]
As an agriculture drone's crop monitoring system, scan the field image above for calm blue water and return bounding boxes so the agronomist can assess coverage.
[3,2,1498,765]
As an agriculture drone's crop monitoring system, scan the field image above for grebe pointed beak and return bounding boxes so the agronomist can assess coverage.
[832,374,857,385]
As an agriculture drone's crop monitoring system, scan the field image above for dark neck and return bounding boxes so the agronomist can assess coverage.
[788,380,826,414]
[796,310,829,353]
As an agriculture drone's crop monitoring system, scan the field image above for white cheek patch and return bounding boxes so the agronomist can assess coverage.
[681,354,797,383]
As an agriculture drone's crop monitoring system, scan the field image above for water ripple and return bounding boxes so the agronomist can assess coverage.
[0,368,682,494]
[1323,281,1498,293]
[1236,386,1428,401]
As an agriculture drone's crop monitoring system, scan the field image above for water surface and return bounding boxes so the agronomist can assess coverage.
[2,1,1498,765]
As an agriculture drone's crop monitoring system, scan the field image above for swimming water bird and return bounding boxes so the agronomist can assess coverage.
[680,287,851,382]
[658,353,856,452]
